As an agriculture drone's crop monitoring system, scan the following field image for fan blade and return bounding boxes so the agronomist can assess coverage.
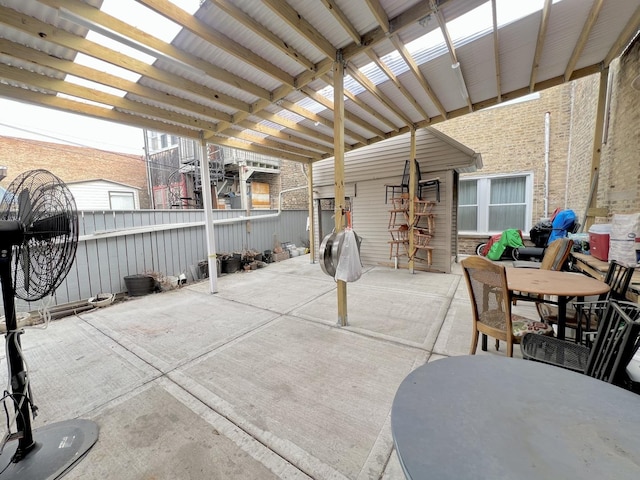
[17,189,34,226]
[26,213,71,241]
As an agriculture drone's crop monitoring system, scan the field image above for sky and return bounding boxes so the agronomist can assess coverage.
[0,98,146,155]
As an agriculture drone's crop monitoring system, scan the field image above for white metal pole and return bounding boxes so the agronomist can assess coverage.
[200,132,218,293]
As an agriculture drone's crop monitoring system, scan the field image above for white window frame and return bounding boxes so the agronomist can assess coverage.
[458,172,534,235]
[109,190,136,210]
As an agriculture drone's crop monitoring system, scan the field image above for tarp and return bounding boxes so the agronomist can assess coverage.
[548,209,577,243]
[487,229,525,260]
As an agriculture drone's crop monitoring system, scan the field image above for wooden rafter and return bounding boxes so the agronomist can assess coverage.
[0,63,224,132]
[0,83,198,138]
[233,120,333,155]
[604,5,640,67]
[363,0,390,33]
[529,0,552,92]
[39,0,270,99]
[491,0,502,102]
[389,36,447,118]
[261,0,336,58]
[0,39,229,124]
[365,50,430,120]
[278,99,369,145]
[346,64,414,126]
[0,6,250,114]
[565,0,604,81]
[137,0,295,86]
[207,0,315,72]
[299,86,386,138]
[320,0,361,45]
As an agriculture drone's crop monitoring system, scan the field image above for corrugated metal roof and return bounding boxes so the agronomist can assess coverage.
[0,0,637,163]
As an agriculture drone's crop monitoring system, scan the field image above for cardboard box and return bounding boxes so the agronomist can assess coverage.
[588,224,612,261]
[272,251,290,262]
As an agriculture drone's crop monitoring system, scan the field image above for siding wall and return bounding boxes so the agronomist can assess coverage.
[3,209,308,315]
[312,128,477,272]
[68,181,140,210]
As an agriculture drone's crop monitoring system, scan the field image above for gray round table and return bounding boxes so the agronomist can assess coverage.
[391,356,640,480]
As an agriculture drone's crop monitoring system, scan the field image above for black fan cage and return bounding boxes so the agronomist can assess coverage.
[0,169,79,301]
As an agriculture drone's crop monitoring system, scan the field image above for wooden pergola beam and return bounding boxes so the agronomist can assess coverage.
[564,0,604,81]
[529,0,552,92]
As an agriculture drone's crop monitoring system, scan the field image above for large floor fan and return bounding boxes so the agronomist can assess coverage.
[0,170,98,479]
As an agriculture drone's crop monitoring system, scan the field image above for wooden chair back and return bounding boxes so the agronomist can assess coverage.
[461,256,513,342]
[540,238,573,270]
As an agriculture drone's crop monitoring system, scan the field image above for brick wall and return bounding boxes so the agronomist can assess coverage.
[0,136,149,208]
[279,160,310,210]
[599,38,640,216]
[430,78,609,255]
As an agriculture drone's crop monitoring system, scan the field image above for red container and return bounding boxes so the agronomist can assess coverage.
[589,232,610,261]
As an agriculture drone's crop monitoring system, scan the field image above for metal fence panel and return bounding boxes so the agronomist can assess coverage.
[2,209,308,316]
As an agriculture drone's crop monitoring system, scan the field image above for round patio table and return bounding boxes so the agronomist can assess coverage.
[391,356,640,480]
[506,268,610,340]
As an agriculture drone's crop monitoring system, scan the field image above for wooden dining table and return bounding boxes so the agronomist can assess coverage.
[506,267,610,340]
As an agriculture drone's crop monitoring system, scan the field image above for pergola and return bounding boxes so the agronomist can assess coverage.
[1,0,638,323]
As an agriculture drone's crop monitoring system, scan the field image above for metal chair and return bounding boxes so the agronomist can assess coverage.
[461,256,553,357]
[536,260,636,343]
[521,301,640,388]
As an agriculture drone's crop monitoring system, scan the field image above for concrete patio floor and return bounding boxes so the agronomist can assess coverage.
[5,254,537,479]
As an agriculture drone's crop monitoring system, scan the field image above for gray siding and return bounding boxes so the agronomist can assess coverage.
[3,209,308,315]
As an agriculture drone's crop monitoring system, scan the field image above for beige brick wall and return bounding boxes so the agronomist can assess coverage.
[599,39,640,216]
[434,82,576,227]
[0,136,149,208]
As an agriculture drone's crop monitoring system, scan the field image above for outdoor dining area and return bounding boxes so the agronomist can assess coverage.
[392,240,640,480]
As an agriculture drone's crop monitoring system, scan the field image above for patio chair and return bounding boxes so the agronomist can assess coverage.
[521,300,640,388]
[511,237,574,305]
[512,237,573,270]
[461,256,553,357]
[536,261,636,343]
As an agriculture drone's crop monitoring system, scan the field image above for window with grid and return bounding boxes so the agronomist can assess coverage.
[458,174,532,234]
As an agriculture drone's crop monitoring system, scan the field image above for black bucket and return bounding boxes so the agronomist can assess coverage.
[124,275,155,296]
[221,257,241,273]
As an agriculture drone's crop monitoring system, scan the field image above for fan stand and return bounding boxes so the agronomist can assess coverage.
[0,245,99,479]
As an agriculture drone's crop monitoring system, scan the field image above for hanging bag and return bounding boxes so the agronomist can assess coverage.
[335,227,362,282]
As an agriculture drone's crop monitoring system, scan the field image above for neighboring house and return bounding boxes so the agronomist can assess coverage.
[312,127,481,274]
[433,37,640,254]
[144,131,283,210]
[0,136,150,208]
[67,179,141,210]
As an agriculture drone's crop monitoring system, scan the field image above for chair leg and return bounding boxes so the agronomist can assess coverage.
[495,339,500,351]
[507,340,513,357]
[481,334,488,351]
[470,330,479,355]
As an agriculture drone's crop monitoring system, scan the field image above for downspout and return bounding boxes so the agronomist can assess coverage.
[544,112,550,218]
[142,129,155,209]
[564,83,576,209]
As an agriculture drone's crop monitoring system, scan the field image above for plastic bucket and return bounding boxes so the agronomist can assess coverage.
[124,275,155,296]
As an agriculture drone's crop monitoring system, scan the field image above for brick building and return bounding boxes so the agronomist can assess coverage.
[433,37,640,254]
[0,136,150,208]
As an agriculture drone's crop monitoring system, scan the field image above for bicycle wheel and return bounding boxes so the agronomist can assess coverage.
[475,243,488,256]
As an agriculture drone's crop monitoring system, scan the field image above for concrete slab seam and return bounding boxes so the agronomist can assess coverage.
[167,371,351,480]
